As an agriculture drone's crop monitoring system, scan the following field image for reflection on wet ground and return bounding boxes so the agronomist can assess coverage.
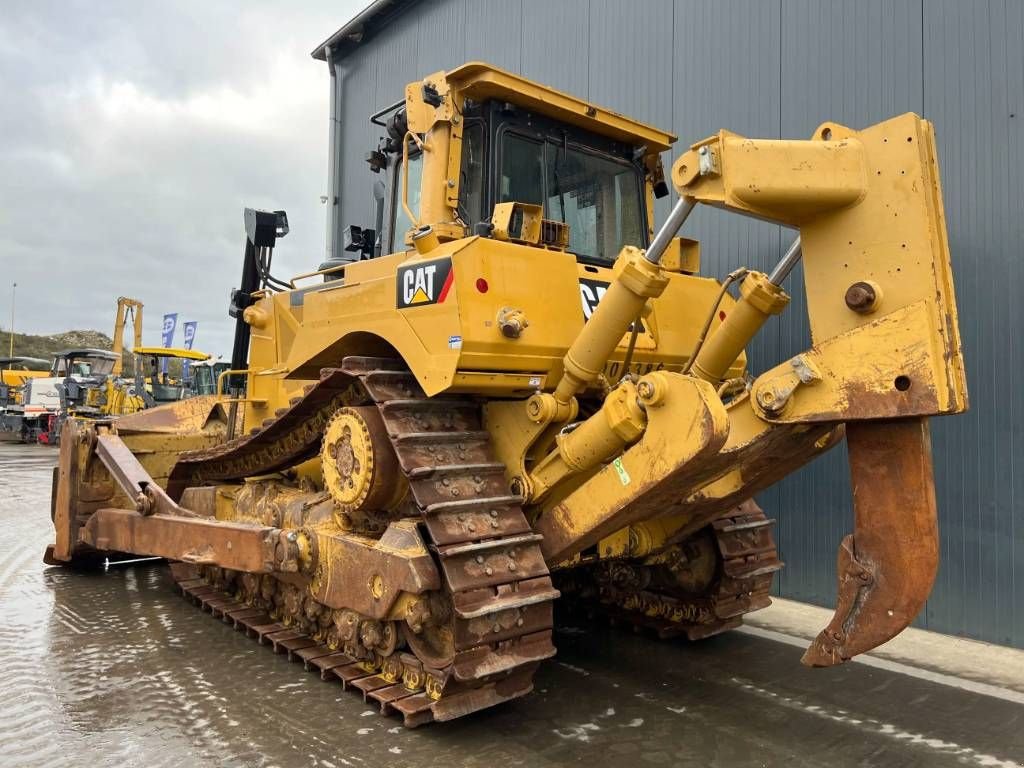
[1,443,1022,767]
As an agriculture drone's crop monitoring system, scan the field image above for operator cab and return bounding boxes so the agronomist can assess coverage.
[330,63,674,272]
[132,347,213,404]
[51,349,119,414]
[189,359,231,396]
[382,102,649,265]
[51,349,117,379]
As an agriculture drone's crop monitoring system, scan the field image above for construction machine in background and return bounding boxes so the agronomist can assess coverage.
[0,357,51,440]
[26,349,144,444]
[0,356,50,385]
[18,297,147,444]
[28,299,218,443]
[16,349,119,443]
[131,346,212,405]
[46,63,967,726]
[30,346,220,443]
[112,298,220,405]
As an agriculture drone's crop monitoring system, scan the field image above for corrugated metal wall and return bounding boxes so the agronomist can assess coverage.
[327,0,1024,648]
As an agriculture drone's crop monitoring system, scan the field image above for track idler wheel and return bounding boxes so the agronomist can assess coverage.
[803,417,939,666]
[321,405,408,528]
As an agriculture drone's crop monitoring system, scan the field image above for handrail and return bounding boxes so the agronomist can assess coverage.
[217,368,255,396]
[288,263,347,288]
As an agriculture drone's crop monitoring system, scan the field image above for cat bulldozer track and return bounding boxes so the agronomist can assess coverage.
[559,502,783,641]
[46,61,967,727]
[189,355,560,725]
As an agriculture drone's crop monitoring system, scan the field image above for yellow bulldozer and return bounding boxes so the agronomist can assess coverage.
[46,63,967,727]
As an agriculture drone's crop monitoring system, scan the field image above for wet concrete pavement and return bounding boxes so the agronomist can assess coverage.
[1,442,1022,768]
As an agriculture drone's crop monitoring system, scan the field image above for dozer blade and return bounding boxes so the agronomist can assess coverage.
[802,417,938,667]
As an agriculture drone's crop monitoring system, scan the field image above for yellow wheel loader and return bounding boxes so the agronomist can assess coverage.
[45,63,968,727]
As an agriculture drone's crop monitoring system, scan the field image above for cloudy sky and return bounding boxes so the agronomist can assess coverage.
[1,0,365,357]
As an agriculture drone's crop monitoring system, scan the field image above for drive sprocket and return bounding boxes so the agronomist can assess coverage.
[320,405,407,528]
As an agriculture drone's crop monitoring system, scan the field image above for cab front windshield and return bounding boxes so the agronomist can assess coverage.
[55,356,116,377]
[499,133,644,264]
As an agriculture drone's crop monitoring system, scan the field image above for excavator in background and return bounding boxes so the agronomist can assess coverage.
[6,299,218,444]
[45,63,967,727]
[32,346,219,444]
[1,299,146,443]
[31,345,223,444]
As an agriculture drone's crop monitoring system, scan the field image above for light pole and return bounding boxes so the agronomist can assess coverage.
[8,282,14,358]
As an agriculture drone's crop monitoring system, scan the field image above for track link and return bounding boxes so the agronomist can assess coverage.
[172,563,445,727]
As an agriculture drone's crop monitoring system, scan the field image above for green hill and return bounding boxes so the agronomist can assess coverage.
[0,328,113,365]
[0,328,194,378]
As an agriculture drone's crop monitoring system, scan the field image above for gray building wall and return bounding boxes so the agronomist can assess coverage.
[324,0,1024,647]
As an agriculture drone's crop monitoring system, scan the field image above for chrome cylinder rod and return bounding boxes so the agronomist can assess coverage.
[768,236,802,285]
[644,197,697,264]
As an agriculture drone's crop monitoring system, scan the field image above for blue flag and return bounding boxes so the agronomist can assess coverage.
[181,321,197,379]
[161,313,178,375]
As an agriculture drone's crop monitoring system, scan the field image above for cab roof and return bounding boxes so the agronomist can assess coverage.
[446,62,675,154]
[132,346,211,361]
[56,348,118,360]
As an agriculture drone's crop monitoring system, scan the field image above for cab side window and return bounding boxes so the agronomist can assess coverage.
[458,122,485,228]
[390,150,423,251]
[499,134,544,206]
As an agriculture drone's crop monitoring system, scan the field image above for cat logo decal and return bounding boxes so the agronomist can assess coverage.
[397,258,454,308]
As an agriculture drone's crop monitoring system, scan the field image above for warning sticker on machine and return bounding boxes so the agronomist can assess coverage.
[612,457,631,486]
[397,257,454,308]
